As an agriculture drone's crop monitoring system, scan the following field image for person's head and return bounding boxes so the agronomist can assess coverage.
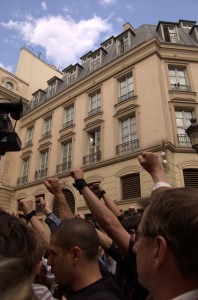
[0,257,37,300]
[133,188,198,291]
[48,218,100,285]
[0,209,44,276]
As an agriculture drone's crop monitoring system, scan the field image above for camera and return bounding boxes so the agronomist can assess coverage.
[0,98,23,155]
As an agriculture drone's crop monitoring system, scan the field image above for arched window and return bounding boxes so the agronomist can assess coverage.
[5,81,14,91]
[52,189,75,217]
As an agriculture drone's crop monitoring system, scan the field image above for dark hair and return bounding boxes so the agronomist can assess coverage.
[52,218,99,260]
[0,257,36,300]
[0,209,43,275]
[142,188,198,279]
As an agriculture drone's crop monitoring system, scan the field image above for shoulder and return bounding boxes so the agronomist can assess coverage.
[32,284,53,300]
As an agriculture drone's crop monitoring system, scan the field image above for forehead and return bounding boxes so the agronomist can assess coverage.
[138,206,149,230]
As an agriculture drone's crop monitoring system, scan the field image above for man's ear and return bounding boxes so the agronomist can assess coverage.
[71,246,81,265]
[153,235,167,270]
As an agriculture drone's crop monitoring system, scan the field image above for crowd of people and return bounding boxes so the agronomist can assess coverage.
[0,151,198,300]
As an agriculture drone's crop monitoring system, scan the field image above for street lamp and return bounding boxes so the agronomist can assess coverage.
[186,118,198,153]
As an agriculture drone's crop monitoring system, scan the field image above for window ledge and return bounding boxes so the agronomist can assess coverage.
[169,90,197,101]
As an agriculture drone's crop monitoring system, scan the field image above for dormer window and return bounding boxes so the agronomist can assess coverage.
[163,25,179,43]
[116,29,135,56]
[80,51,92,66]
[101,36,115,50]
[67,69,77,85]
[31,93,40,109]
[47,76,63,99]
[178,20,196,30]
[90,48,107,71]
[91,53,101,70]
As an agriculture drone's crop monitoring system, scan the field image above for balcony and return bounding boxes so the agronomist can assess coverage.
[117,41,129,55]
[83,151,101,166]
[171,84,191,92]
[42,131,51,139]
[116,139,139,154]
[119,91,134,102]
[56,161,71,174]
[88,107,101,117]
[35,168,48,180]
[177,134,191,146]
[25,140,32,147]
[17,176,28,186]
[63,120,73,129]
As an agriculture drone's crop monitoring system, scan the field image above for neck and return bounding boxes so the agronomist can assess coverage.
[71,262,102,291]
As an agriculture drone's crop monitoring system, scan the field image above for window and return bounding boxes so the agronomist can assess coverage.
[163,25,179,43]
[169,66,190,91]
[35,150,48,179]
[57,141,72,173]
[175,110,193,145]
[17,158,29,185]
[117,116,138,154]
[83,129,101,165]
[181,23,193,30]
[5,81,14,91]
[183,169,198,188]
[64,106,74,128]
[117,34,129,55]
[119,74,134,101]
[25,127,34,146]
[88,91,101,116]
[67,69,77,85]
[48,82,57,98]
[31,93,40,109]
[42,117,52,138]
[121,173,141,200]
[91,54,101,70]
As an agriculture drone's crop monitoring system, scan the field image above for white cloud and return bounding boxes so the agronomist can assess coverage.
[1,15,112,68]
[126,4,135,12]
[41,1,47,11]
[0,63,13,73]
[116,17,123,24]
[100,0,117,6]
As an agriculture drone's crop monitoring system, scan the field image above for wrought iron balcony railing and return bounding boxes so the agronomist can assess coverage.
[88,106,101,117]
[83,151,101,166]
[17,176,28,186]
[116,139,139,154]
[63,120,73,129]
[35,168,48,180]
[119,90,134,102]
[42,131,51,139]
[171,84,191,92]
[177,134,191,146]
[56,161,72,174]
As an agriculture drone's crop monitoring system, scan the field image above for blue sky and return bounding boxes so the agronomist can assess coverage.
[0,0,197,74]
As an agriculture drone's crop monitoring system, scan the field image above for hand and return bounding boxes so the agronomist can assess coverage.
[44,177,62,195]
[70,169,84,180]
[20,198,34,214]
[138,152,164,183]
[35,197,51,215]
[75,213,85,219]
[138,152,162,174]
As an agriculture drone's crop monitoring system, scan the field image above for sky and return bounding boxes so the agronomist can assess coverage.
[0,0,198,74]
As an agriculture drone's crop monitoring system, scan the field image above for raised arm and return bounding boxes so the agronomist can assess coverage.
[44,177,73,220]
[20,198,50,249]
[89,183,122,218]
[138,152,171,193]
[71,169,130,254]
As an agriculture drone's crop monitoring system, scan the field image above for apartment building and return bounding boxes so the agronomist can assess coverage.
[6,19,198,216]
[0,48,63,210]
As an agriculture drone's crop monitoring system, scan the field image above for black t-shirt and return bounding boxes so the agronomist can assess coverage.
[106,240,148,300]
[64,273,126,300]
